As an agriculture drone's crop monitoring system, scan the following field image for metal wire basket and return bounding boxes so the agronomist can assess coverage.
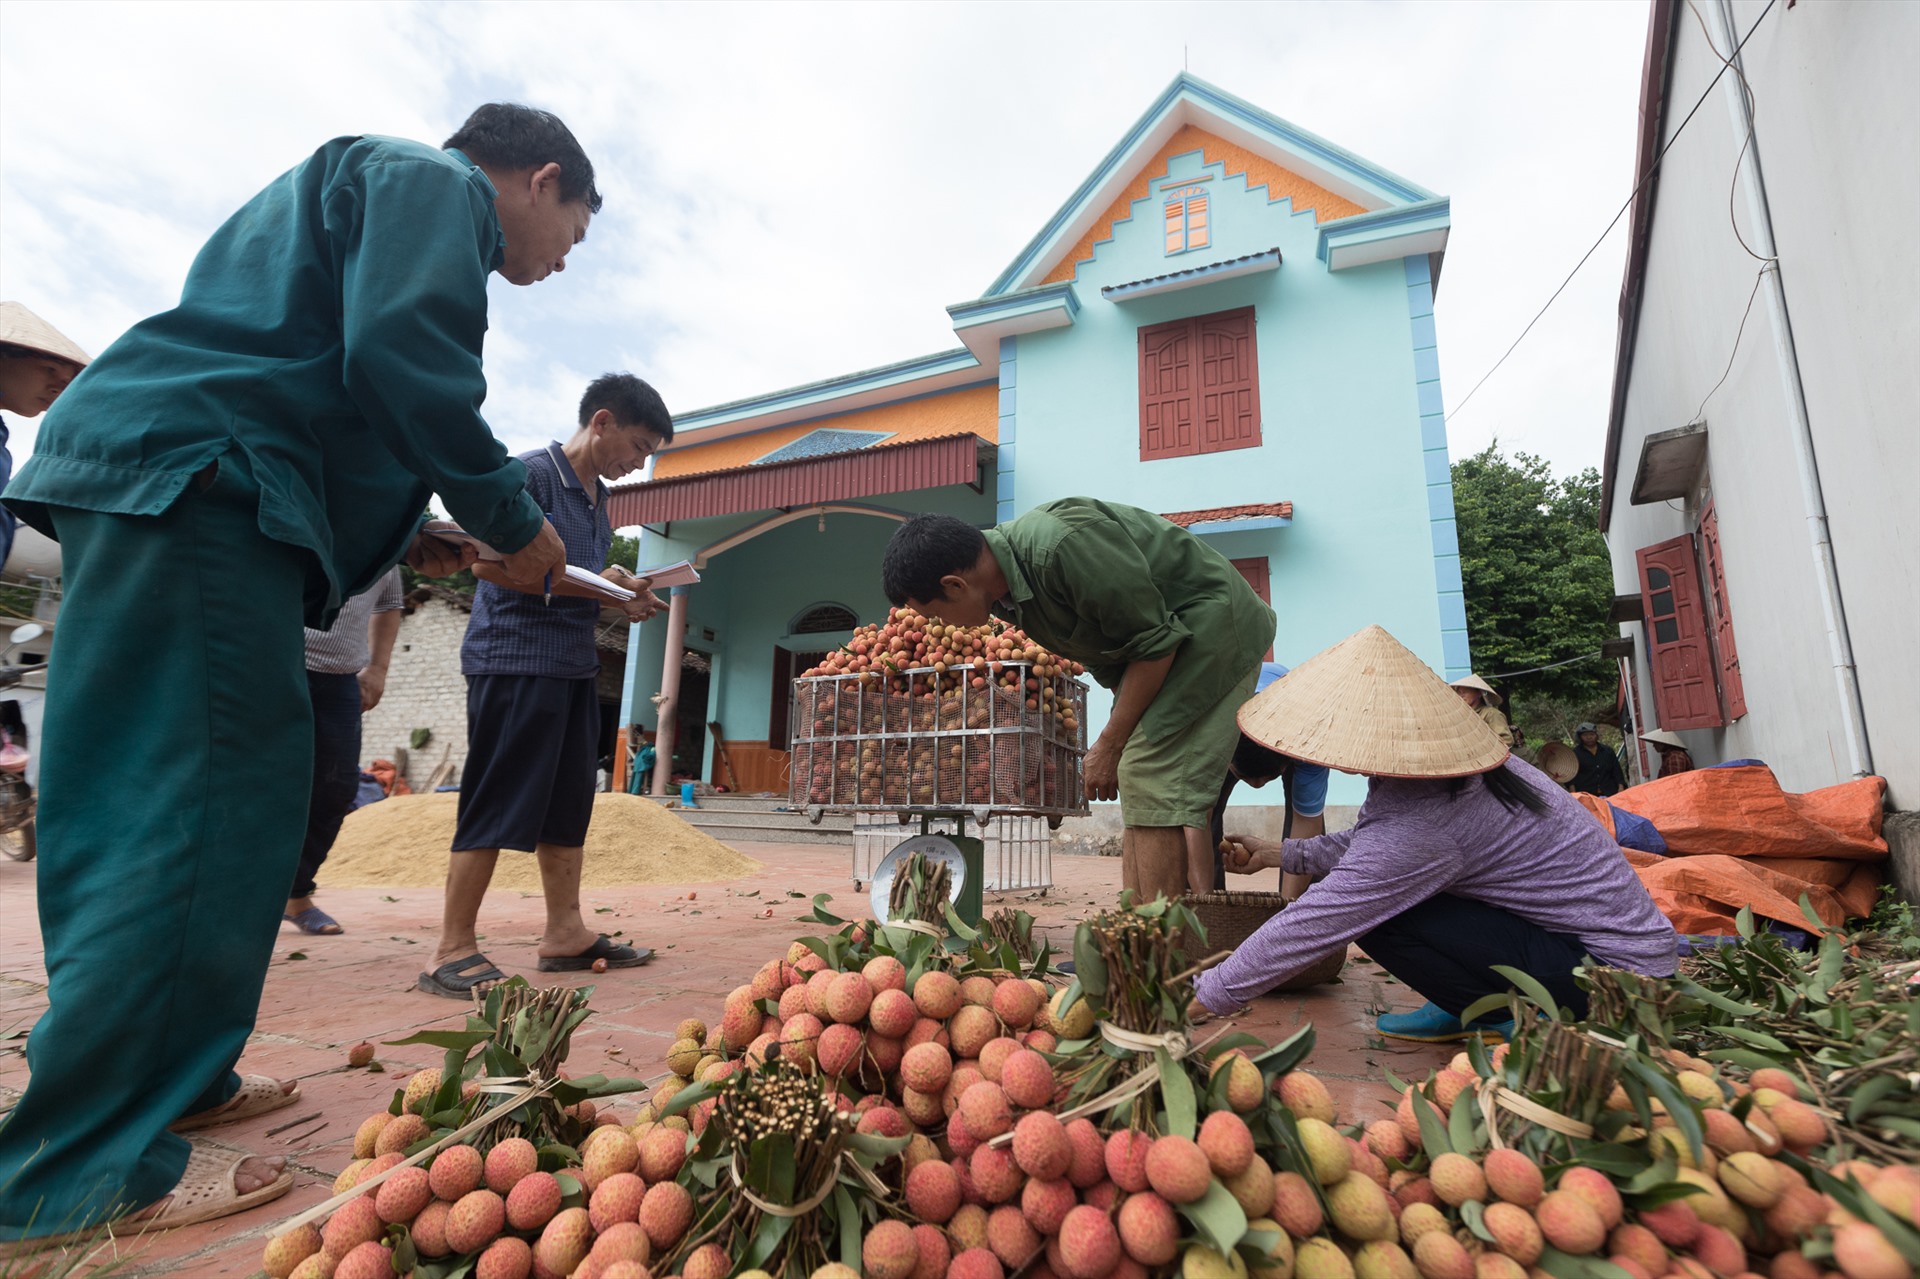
[789,662,1088,822]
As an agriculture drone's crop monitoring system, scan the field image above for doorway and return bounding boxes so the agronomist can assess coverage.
[672,649,713,780]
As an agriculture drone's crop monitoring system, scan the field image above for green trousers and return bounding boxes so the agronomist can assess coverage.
[0,460,312,1237]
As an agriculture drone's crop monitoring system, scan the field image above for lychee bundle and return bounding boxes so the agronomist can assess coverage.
[789,608,1087,813]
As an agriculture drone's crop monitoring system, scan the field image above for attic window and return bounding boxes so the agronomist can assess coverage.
[1163,183,1211,255]
[752,428,893,465]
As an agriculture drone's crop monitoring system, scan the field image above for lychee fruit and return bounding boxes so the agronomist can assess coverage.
[908,1158,964,1224]
[1831,1221,1909,1279]
[1366,1119,1415,1164]
[484,1136,539,1195]
[818,1022,866,1078]
[352,1112,391,1160]
[1106,1130,1154,1192]
[374,1164,432,1224]
[992,979,1041,1030]
[333,1241,394,1279]
[1022,1177,1076,1236]
[1481,1201,1543,1266]
[825,971,875,1024]
[914,970,964,1019]
[322,1196,384,1258]
[639,1179,693,1250]
[1012,1111,1072,1181]
[534,1206,592,1277]
[1352,1240,1418,1279]
[863,954,908,991]
[430,1143,485,1201]
[1718,1151,1786,1209]
[1636,1200,1700,1248]
[505,1169,563,1231]
[686,1243,732,1279]
[1297,1118,1353,1186]
[1001,1049,1055,1110]
[638,1125,688,1183]
[402,1067,443,1114]
[1198,1111,1255,1178]
[978,1037,1021,1083]
[949,1203,991,1253]
[1535,1190,1605,1255]
[950,1246,1007,1279]
[1399,1202,1451,1247]
[1276,1071,1337,1124]
[1272,1170,1326,1237]
[1042,987,1095,1039]
[1224,1153,1276,1220]
[1328,1170,1398,1242]
[951,1006,1000,1059]
[971,1143,1026,1204]
[262,1224,323,1279]
[1144,1134,1212,1205]
[1215,1053,1266,1113]
[374,1112,429,1157]
[1117,1190,1180,1266]
[863,1218,919,1279]
[960,1082,1015,1140]
[444,1188,508,1255]
[1245,1217,1296,1279]
[1483,1149,1543,1208]
[1064,1119,1105,1188]
[912,1223,951,1279]
[988,1203,1044,1269]
[1558,1166,1624,1229]
[1058,1205,1123,1279]
[1296,1238,1357,1279]
[582,1129,640,1193]
[589,1172,647,1233]
[1427,1152,1486,1207]
[410,1199,453,1257]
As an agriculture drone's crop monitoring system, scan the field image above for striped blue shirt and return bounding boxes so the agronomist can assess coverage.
[460,443,612,679]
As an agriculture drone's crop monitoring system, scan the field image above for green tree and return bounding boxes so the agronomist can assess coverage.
[1452,443,1616,709]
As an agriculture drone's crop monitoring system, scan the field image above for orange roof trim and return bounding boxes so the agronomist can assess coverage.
[1041,125,1367,287]
[652,383,999,480]
[1163,502,1293,526]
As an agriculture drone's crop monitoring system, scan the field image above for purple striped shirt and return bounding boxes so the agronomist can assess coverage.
[1194,758,1678,1013]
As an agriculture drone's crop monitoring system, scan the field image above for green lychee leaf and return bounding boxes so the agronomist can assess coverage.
[1536,1246,1634,1279]
[1179,1180,1249,1254]
[1408,1086,1454,1161]
[1158,1046,1197,1140]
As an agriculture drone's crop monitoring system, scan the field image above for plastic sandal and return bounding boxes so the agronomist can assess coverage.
[535,935,653,972]
[282,906,343,935]
[417,953,508,999]
[171,1075,300,1133]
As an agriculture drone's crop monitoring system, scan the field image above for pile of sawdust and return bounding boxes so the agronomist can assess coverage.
[319,792,762,889]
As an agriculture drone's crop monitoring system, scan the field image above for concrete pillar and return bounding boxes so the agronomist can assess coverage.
[651,586,690,797]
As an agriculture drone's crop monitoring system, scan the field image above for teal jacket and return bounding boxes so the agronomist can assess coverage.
[3,136,545,621]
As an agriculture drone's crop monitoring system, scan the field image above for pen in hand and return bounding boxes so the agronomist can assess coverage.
[543,571,551,607]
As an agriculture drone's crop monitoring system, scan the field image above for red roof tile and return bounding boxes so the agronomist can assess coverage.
[1161,502,1293,527]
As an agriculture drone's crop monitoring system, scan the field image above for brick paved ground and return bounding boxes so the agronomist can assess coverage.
[0,842,1453,1276]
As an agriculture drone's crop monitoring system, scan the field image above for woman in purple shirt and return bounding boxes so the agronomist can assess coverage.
[1194,626,1677,1041]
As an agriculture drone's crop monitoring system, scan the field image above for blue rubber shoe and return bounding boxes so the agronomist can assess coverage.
[1376,1000,1515,1043]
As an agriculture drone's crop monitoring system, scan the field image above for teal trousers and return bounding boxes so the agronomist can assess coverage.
[0,459,312,1237]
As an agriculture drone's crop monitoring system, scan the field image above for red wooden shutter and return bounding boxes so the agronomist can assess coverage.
[1697,503,1746,720]
[1197,308,1261,452]
[1230,556,1275,661]
[1138,319,1198,460]
[1636,536,1724,730]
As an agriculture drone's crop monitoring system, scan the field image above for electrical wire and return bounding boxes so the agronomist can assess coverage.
[1488,651,1609,679]
[1691,263,1770,423]
[1445,0,1780,425]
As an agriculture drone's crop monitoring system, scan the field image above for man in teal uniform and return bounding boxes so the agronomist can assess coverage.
[881,500,1276,904]
[0,104,592,1242]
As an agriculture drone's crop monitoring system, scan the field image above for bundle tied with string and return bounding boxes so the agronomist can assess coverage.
[661,1051,896,1277]
[1477,1013,1624,1151]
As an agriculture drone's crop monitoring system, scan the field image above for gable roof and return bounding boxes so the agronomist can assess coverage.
[987,72,1440,298]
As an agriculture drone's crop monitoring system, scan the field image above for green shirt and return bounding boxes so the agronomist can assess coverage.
[984,497,1277,741]
[3,136,544,620]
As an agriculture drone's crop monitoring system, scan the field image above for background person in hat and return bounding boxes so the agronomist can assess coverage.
[0,302,90,572]
[1640,728,1695,778]
[0,104,595,1245]
[1449,672,1510,741]
[1197,625,1676,1040]
[1211,661,1330,897]
[882,500,1275,904]
[1571,721,1626,795]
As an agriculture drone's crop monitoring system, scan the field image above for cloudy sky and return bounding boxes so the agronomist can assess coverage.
[1,0,1649,483]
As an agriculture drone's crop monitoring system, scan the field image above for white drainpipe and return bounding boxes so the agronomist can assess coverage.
[1709,0,1873,780]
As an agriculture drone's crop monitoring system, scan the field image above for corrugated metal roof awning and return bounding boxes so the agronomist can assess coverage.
[608,433,986,527]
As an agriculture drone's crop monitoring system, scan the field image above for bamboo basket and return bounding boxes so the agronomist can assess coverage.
[1183,890,1347,990]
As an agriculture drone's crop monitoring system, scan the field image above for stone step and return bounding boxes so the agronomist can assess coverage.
[677,819,853,848]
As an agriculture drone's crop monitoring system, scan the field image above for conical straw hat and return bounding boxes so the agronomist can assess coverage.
[1448,672,1502,707]
[1237,625,1511,779]
[0,302,91,367]
[1639,729,1686,750]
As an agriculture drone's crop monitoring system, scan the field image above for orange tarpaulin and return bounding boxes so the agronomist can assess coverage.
[1576,766,1887,936]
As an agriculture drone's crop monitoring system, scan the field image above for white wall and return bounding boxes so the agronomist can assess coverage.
[360,597,473,792]
[1608,0,1920,805]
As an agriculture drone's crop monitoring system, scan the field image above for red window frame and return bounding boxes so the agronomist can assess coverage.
[1137,307,1262,462]
[1635,535,1724,730]
[1229,557,1275,661]
[1697,502,1746,721]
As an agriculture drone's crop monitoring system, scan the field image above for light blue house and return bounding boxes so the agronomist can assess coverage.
[609,74,1465,807]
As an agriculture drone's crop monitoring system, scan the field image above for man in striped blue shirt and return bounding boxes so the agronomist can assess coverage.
[420,374,669,999]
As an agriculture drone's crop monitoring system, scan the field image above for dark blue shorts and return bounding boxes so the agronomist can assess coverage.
[453,673,600,852]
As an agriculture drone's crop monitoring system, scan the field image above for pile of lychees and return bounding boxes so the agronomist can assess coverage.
[262,933,1918,1279]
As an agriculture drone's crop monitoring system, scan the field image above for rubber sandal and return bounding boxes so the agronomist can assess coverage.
[536,935,653,972]
[170,1075,301,1133]
[418,953,508,999]
[1375,1000,1514,1043]
[0,1140,293,1256]
[282,906,343,935]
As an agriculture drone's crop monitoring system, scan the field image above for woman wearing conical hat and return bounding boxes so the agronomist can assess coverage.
[0,302,91,570]
[1195,626,1677,1041]
[1449,672,1510,742]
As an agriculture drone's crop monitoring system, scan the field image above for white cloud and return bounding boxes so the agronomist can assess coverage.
[2,0,1649,480]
